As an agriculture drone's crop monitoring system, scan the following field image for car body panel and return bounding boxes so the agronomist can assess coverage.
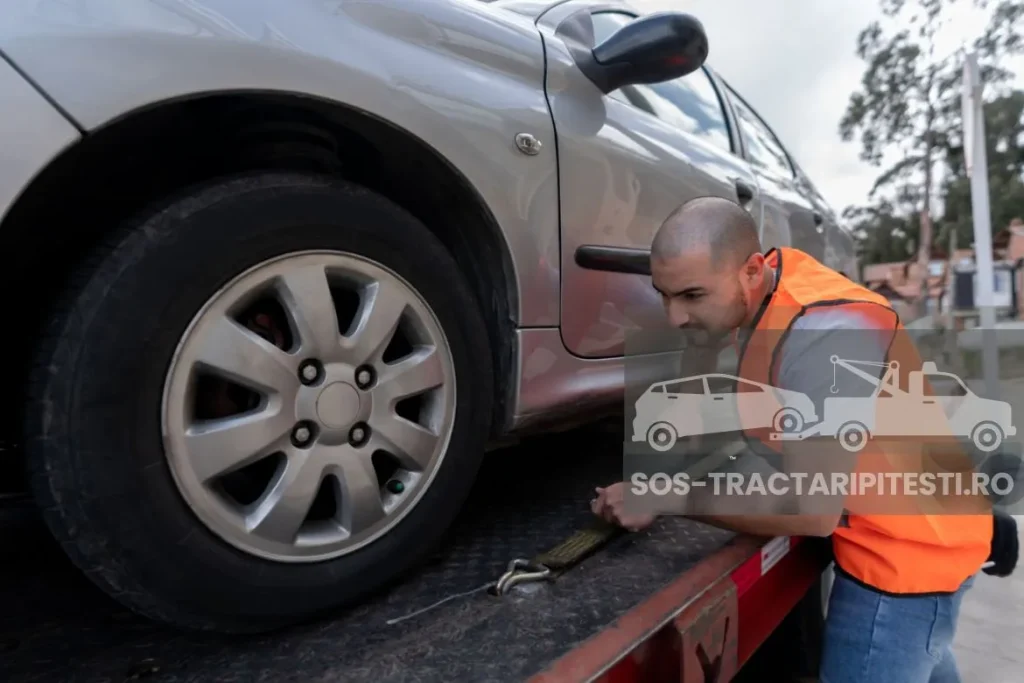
[536,3,765,358]
[0,55,81,229]
[536,0,851,359]
[717,79,824,262]
[0,0,562,328]
[0,0,855,433]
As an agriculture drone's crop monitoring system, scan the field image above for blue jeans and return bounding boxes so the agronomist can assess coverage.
[820,568,975,683]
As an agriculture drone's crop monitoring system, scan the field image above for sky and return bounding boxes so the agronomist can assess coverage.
[635,0,1023,217]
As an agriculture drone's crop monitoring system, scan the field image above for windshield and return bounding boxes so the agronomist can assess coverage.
[928,373,970,397]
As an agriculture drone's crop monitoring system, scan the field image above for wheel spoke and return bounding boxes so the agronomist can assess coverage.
[342,279,406,366]
[276,265,341,358]
[377,346,444,403]
[330,446,387,536]
[246,448,324,544]
[371,413,439,471]
[195,316,298,395]
[185,406,294,482]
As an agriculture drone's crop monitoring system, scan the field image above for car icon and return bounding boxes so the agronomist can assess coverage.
[632,373,818,451]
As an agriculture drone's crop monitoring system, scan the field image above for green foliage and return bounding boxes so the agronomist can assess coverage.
[845,202,918,265]
[843,0,1024,268]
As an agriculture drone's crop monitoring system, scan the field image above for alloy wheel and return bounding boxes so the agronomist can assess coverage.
[161,251,456,562]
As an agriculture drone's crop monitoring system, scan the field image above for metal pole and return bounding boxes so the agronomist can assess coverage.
[962,51,1000,398]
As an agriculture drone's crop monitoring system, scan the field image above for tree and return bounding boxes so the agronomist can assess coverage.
[845,202,918,267]
[839,0,1023,312]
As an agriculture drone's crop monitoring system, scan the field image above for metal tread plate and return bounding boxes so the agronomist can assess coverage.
[1,426,737,683]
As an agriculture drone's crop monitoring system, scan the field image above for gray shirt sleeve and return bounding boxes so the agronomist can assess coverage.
[775,306,895,411]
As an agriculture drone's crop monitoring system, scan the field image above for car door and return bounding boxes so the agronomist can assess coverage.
[790,165,860,280]
[661,376,708,437]
[793,166,859,279]
[538,7,765,358]
[716,79,826,262]
[703,374,740,434]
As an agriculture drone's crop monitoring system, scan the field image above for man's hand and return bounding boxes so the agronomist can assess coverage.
[591,482,657,532]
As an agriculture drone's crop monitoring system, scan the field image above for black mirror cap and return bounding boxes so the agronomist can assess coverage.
[558,11,709,95]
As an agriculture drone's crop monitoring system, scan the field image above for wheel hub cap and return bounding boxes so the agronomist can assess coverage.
[316,382,361,429]
[161,251,456,563]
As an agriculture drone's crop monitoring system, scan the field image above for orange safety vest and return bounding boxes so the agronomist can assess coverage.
[734,246,992,595]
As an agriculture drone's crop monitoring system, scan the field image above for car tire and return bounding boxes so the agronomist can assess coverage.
[971,421,1004,453]
[24,172,494,633]
[772,407,804,434]
[646,422,678,452]
[836,421,869,453]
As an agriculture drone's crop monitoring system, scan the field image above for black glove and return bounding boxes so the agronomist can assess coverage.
[983,510,1019,577]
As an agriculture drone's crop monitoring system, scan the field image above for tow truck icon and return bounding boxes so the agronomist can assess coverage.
[631,357,1016,455]
[770,356,1016,453]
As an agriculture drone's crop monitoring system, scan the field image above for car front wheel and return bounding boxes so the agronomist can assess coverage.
[24,172,493,633]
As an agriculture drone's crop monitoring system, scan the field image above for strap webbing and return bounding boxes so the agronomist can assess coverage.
[532,518,624,575]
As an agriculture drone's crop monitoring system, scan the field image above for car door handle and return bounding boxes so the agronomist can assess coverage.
[712,396,725,401]
[667,395,678,400]
[734,179,756,203]
[922,399,936,404]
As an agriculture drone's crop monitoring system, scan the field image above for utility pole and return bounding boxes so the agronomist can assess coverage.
[962,50,1000,398]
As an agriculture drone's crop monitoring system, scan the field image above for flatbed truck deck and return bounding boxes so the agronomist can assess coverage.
[1,426,830,683]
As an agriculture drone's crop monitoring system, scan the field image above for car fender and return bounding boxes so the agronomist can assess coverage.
[0,0,562,327]
[0,55,81,230]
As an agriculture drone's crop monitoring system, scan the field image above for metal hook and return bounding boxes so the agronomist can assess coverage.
[493,558,552,596]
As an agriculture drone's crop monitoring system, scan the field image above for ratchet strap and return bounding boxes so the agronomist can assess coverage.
[493,518,624,595]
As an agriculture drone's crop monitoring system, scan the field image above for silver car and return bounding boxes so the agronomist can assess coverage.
[0,0,856,632]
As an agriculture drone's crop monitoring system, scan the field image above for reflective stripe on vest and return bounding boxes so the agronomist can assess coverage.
[735,247,992,595]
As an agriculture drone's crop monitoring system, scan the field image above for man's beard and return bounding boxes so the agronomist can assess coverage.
[679,293,747,349]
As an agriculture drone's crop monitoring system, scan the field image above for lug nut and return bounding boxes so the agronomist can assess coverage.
[349,423,370,447]
[291,422,316,448]
[299,359,322,385]
[355,365,376,390]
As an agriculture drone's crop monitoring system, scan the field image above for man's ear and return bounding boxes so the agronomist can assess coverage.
[743,252,766,283]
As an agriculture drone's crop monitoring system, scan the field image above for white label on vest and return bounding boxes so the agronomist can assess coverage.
[761,536,790,575]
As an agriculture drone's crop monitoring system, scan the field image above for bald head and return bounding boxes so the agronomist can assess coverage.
[651,196,761,267]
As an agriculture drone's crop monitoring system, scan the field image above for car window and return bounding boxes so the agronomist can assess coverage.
[663,378,705,395]
[590,12,732,153]
[706,376,737,394]
[723,83,794,179]
[735,379,764,393]
[924,374,969,397]
[590,12,637,107]
[591,11,630,46]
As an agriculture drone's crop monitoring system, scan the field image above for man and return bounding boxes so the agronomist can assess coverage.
[592,196,1003,683]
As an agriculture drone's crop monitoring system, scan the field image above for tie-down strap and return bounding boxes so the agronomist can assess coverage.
[493,518,624,595]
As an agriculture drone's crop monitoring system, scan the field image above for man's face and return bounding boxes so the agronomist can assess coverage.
[651,248,766,346]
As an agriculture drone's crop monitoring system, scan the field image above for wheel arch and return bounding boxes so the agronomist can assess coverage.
[0,90,521,486]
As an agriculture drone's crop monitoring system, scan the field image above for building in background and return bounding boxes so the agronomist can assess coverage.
[860,218,1024,324]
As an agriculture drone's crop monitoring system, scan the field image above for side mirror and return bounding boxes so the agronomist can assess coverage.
[558,11,709,94]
